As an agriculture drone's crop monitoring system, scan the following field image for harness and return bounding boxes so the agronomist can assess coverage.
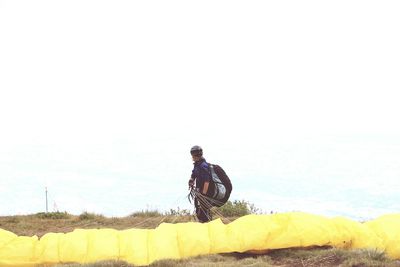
[209,164,226,200]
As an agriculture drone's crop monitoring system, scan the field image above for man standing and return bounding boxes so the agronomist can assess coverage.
[188,145,212,222]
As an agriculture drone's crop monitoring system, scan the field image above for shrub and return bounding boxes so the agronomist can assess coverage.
[215,200,259,217]
[165,207,192,216]
[35,211,70,219]
[79,212,104,220]
[130,210,163,217]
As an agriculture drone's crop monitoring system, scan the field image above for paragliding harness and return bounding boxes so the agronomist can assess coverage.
[206,164,232,206]
[188,164,232,222]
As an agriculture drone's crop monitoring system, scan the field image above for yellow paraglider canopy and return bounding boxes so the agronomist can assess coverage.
[0,212,399,266]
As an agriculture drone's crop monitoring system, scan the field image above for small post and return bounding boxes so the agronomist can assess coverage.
[45,187,48,213]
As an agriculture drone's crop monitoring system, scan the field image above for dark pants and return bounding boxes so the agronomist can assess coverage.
[195,197,212,223]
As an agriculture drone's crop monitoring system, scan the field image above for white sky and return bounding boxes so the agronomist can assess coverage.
[1,1,400,218]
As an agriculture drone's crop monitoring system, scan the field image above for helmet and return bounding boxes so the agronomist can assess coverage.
[190,145,203,157]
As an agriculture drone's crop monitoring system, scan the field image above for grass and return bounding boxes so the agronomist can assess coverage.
[0,211,199,237]
[46,249,400,267]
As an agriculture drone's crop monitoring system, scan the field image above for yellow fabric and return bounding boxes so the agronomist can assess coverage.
[364,214,400,259]
[0,212,399,266]
[119,228,150,265]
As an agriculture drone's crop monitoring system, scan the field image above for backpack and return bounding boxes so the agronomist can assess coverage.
[206,164,232,207]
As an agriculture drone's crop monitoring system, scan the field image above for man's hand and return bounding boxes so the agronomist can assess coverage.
[188,178,194,189]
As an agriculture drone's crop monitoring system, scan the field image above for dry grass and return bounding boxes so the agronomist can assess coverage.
[51,249,400,267]
[2,213,400,267]
[0,213,198,237]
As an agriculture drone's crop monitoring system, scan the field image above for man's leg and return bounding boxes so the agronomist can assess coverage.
[195,197,212,223]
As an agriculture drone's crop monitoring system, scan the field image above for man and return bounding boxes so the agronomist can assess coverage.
[188,145,213,222]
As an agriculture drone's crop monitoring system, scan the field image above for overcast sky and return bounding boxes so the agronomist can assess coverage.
[1,1,399,219]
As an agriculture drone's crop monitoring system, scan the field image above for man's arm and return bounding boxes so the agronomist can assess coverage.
[199,163,211,194]
[202,181,209,194]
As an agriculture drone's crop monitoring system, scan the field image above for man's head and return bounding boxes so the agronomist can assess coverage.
[190,145,203,162]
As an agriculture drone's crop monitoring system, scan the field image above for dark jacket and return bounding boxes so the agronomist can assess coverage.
[191,158,211,191]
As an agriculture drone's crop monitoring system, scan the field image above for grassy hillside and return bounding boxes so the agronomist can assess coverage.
[0,200,254,237]
[0,211,196,238]
[1,204,400,267]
